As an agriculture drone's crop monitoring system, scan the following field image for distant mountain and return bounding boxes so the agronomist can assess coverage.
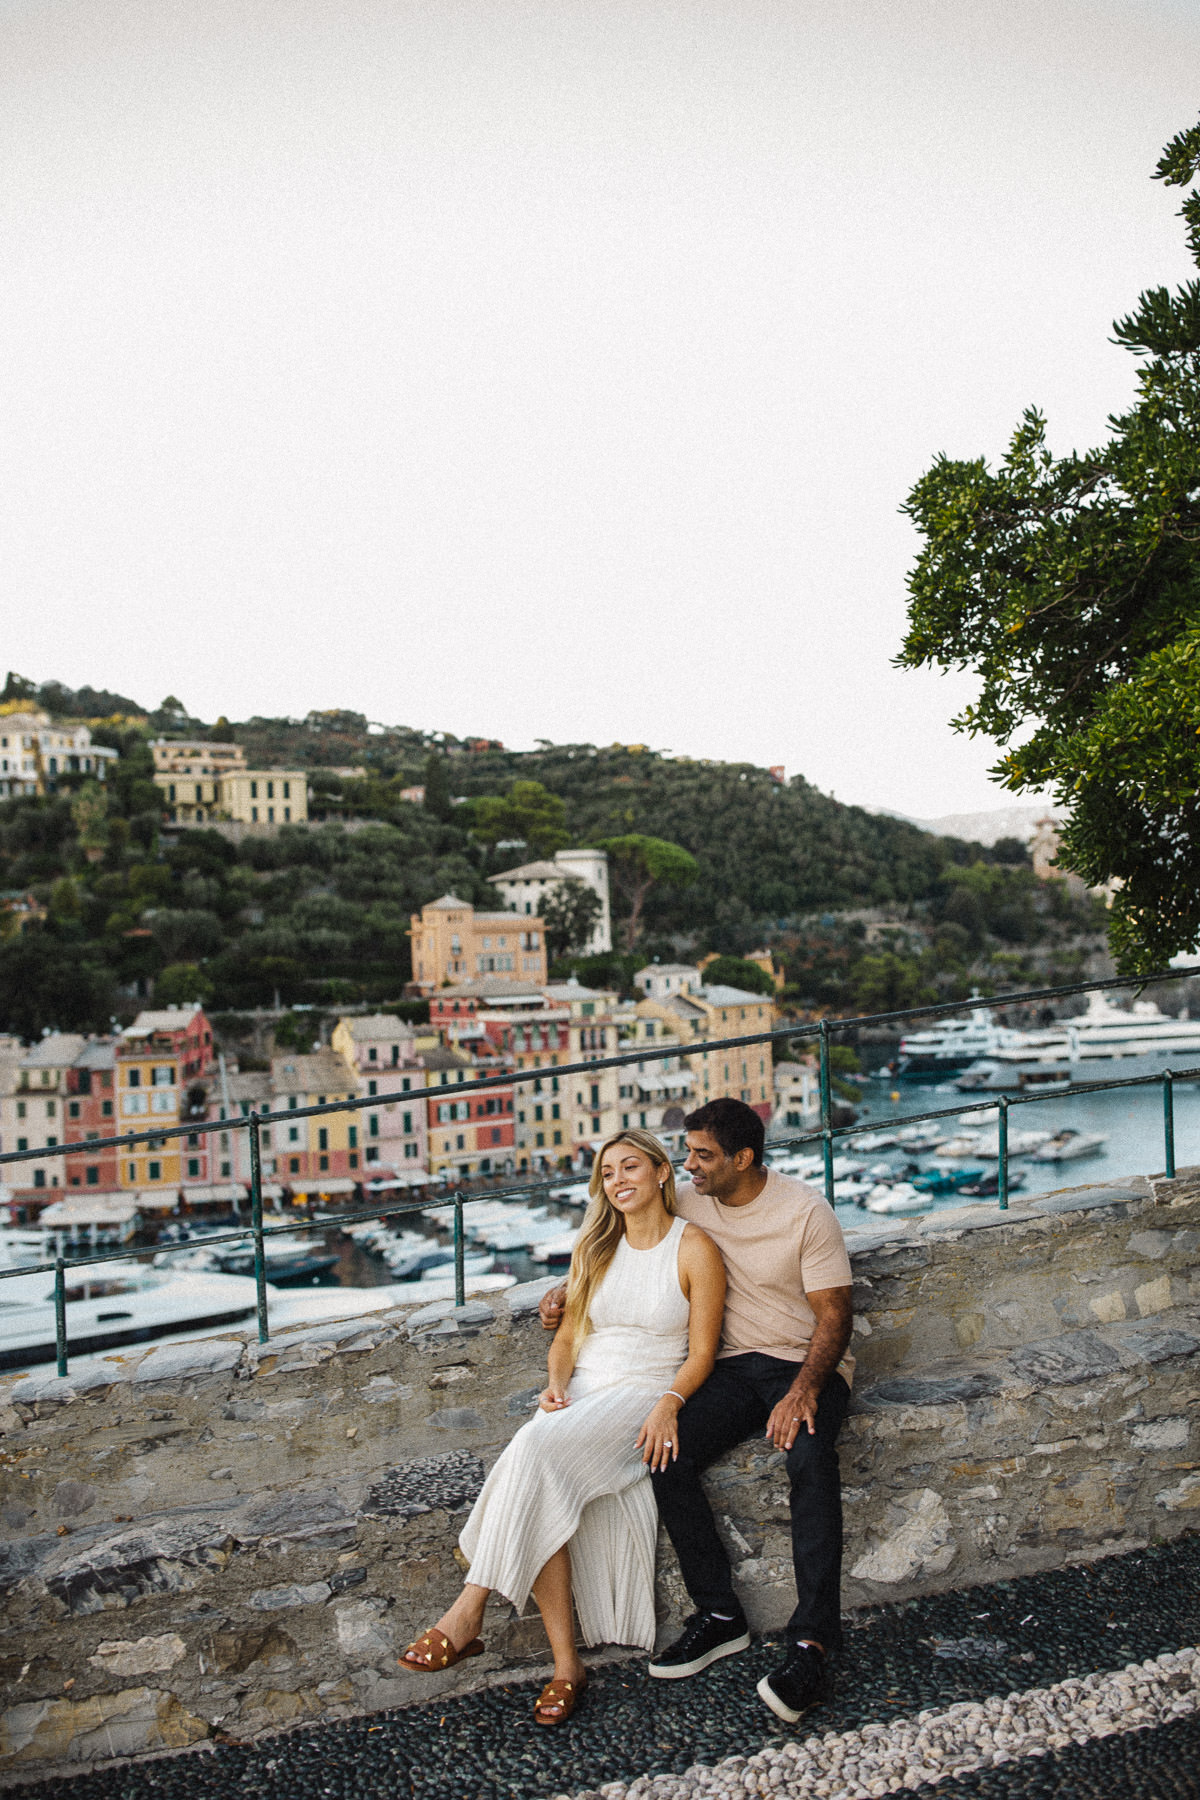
[880,801,1066,847]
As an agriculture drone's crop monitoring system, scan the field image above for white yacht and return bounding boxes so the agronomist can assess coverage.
[0,1259,262,1370]
[956,993,1200,1091]
[894,1009,1031,1076]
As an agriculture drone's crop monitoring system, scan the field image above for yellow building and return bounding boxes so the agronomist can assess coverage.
[151,739,309,826]
[409,894,547,992]
[634,967,775,1122]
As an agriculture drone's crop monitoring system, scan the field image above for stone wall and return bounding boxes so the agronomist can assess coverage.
[3,1170,1199,1777]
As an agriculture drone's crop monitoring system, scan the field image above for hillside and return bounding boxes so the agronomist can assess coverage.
[0,676,1108,1036]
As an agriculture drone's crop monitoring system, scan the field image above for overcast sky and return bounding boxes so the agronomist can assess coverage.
[2,0,1196,817]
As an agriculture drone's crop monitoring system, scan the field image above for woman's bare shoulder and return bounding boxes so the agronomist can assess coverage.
[679,1221,725,1275]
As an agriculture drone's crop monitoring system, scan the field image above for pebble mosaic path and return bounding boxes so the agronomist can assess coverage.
[14,1535,1200,1800]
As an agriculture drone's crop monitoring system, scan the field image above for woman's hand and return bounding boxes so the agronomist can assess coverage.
[635,1396,681,1471]
[537,1382,570,1413]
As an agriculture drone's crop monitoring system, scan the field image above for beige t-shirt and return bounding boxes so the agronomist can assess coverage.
[676,1169,855,1384]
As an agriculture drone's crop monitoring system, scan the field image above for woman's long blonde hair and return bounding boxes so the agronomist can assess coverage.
[563,1128,677,1352]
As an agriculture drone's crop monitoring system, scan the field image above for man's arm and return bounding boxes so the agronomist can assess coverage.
[764,1285,853,1451]
[538,1279,568,1331]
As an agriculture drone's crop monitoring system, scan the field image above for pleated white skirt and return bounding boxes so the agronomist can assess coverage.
[458,1371,666,1649]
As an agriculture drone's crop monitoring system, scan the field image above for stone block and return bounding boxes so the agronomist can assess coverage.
[1117,1324,1200,1366]
[51,1480,97,1518]
[209,1625,297,1673]
[503,1275,560,1317]
[235,1487,353,1543]
[335,1598,395,1661]
[88,1632,187,1678]
[134,1338,243,1386]
[44,1517,236,1615]
[427,1406,485,1430]
[8,1357,135,1405]
[247,1581,331,1609]
[1156,1473,1200,1511]
[0,1535,57,1595]
[1135,1275,1173,1317]
[0,1687,209,1766]
[1089,1291,1128,1323]
[1009,1330,1121,1388]
[858,1371,1004,1409]
[850,1488,956,1585]
[1130,1417,1189,1450]
[1033,1183,1145,1215]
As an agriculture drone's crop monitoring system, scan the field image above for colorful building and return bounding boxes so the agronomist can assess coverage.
[634,967,775,1122]
[409,895,546,993]
[115,1006,217,1205]
[64,1039,120,1193]
[270,1051,360,1198]
[0,1033,85,1213]
[0,709,118,800]
[420,1046,515,1179]
[330,1014,427,1178]
[489,847,612,954]
[151,739,309,827]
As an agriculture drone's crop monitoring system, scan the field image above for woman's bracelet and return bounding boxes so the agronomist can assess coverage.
[663,1389,686,1405]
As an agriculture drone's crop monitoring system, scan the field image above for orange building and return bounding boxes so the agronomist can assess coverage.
[409,895,546,993]
[115,1006,217,1200]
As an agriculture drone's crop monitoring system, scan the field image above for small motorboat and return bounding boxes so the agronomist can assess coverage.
[863,1183,929,1215]
[911,1165,987,1195]
[1032,1129,1108,1162]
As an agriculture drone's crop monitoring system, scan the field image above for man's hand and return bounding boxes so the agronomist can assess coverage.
[765,1379,820,1451]
[538,1282,568,1331]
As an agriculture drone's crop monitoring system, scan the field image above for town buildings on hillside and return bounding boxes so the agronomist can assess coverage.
[490,848,612,954]
[150,739,309,827]
[0,960,781,1219]
[0,710,118,799]
[409,895,547,992]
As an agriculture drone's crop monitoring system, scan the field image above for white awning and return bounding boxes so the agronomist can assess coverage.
[135,1188,181,1211]
[180,1182,248,1205]
[287,1177,358,1196]
[39,1197,139,1227]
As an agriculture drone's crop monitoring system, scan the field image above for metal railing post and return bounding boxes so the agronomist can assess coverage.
[997,1097,1009,1211]
[249,1111,269,1345]
[54,1258,68,1377]
[818,1019,835,1206]
[454,1194,466,1307]
[1163,1071,1176,1180]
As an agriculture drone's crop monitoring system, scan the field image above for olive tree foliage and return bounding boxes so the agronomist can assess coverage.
[897,121,1200,974]
[541,878,603,961]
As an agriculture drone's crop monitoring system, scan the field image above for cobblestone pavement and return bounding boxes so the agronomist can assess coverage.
[14,1535,1200,1800]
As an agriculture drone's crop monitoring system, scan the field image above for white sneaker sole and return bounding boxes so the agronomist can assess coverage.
[756,1671,818,1723]
[647,1628,750,1680]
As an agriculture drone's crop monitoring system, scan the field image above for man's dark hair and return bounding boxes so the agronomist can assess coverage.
[684,1097,765,1167]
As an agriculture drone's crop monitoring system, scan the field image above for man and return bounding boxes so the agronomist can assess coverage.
[540,1097,854,1725]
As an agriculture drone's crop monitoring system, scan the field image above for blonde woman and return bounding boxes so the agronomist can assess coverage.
[400,1128,725,1726]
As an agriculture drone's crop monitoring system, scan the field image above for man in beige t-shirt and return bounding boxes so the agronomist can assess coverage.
[542,1097,853,1725]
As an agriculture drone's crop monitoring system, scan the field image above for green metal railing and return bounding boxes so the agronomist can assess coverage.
[0,969,1194,1378]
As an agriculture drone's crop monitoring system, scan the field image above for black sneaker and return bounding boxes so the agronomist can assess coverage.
[647,1610,750,1680]
[756,1641,828,1723]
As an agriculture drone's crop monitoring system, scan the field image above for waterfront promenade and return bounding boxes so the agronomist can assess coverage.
[11,1534,1200,1799]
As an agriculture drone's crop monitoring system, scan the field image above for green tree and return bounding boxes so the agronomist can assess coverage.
[849,951,935,1015]
[898,119,1200,973]
[540,879,602,960]
[70,780,109,862]
[422,752,454,822]
[702,954,775,996]
[471,781,569,858]
[156,962,214,1005]
[597,834,698,949]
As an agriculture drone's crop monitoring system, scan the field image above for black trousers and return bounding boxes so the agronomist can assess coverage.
[650,1353,850,1650]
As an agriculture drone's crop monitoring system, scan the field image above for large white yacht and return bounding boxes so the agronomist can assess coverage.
[955,992,1200,1091]
[894,1008,1034,1076]
[0,1258,262,1371]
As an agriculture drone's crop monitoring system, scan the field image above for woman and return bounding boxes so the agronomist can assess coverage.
[400,1128,725,1726]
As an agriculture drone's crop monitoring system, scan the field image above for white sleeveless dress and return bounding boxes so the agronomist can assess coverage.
[458,1213,690,1650]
